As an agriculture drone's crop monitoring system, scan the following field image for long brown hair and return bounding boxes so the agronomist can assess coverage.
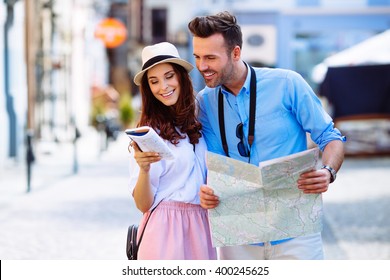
[137,63,202,145]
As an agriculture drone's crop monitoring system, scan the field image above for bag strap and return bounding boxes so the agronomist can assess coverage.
[137,200,161,247]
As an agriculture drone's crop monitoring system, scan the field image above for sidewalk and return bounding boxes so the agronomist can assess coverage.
[0,128,121,202]
[0,128,389,259]
[322,156,390,260]
[0,128,142,259]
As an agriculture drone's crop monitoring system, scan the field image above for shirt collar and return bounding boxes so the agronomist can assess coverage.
[220,61,252,97]
[241,62,252,96]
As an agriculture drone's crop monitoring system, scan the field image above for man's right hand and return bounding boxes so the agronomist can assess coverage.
[199,185,219,209]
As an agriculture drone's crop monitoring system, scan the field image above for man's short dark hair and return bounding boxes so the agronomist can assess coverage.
[188,11,243,53]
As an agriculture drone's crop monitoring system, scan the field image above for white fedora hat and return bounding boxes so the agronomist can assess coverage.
[133,42,193,86]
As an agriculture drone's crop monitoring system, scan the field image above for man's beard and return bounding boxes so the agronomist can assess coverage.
[203,61,234,89]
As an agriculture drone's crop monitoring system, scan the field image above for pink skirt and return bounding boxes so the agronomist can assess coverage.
[137,201,217,260]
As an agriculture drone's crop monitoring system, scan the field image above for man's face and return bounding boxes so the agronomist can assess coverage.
[192,33,235,88]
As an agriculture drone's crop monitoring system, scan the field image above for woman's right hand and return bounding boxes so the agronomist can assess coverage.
[131,142,161,172]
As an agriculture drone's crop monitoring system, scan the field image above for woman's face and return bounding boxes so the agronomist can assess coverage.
[147,63,181,106]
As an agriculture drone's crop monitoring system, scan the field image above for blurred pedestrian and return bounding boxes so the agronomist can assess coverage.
[188,11,345,260]
[128,42,217,260]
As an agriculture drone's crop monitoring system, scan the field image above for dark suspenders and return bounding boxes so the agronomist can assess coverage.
[218,65,257,157]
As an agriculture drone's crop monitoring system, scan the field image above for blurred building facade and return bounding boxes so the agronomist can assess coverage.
[126,0,390,92]
[1,0,390,177]
[0,0,109,173]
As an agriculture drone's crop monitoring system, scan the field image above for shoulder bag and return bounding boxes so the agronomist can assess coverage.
[126,202,160,260]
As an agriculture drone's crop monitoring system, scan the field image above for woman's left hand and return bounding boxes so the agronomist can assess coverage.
[130,141,161,172]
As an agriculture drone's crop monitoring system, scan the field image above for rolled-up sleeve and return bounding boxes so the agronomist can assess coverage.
[288,71,346,151]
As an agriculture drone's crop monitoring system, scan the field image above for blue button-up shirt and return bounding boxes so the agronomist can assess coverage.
[197,66,344,166]
[197,66,344,246]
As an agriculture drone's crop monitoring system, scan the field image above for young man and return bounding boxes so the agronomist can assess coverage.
[188,11,345,260]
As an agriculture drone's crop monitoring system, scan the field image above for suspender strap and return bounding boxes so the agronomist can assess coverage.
[218,65,257,157]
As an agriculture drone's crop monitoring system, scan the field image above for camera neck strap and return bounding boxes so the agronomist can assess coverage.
[218,65,257,157]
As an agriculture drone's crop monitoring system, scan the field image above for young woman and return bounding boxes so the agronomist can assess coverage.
[128,42,216,260]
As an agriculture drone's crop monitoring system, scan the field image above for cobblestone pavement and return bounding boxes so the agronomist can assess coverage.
[0,129,389,260]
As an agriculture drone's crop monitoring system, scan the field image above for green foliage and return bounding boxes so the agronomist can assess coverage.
[90,100,106,127]
[119,93,135,128]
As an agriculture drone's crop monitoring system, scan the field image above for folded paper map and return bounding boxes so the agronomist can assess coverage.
[207,148,322,247]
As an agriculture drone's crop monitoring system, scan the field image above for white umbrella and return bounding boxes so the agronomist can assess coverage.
[312,29,390,83]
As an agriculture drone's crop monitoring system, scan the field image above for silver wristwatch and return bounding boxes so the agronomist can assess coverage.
[321,165,337,183]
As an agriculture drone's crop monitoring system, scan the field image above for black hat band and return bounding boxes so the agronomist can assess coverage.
[142,55,177,70]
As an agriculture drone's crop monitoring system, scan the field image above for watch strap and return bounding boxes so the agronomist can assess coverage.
[321,165,337,183]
